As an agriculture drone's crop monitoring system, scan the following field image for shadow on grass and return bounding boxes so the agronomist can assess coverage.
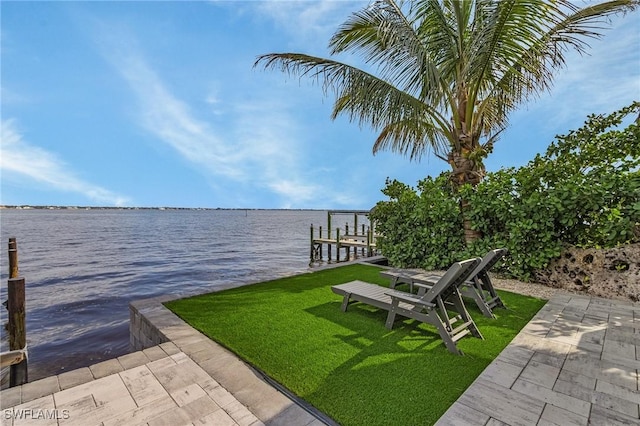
[166,263,547,426]
[301,301,491,425]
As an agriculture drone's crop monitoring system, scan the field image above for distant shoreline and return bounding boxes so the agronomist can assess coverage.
[0,205,328,211]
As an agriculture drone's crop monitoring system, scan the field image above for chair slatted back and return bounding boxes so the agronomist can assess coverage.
[472,248,508,280]
[420,258,481,304]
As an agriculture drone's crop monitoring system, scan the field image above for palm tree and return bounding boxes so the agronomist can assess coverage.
[255,0,637,243]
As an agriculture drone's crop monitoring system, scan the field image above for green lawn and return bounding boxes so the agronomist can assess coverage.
[165,263,546,425]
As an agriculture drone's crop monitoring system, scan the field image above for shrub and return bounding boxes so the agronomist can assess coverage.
[373,102,640,281]
[370,175,464,270]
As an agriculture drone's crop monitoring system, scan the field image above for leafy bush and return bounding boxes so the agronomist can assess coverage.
[372,102,640,281]
[370,175,464,269]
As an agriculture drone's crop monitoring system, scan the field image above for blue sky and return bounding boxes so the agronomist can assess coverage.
[1,1,638,209]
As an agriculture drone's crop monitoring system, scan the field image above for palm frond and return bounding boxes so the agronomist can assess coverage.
[255,52,451,157]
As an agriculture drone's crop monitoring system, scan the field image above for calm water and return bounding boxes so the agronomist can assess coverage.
[0,208,331,380]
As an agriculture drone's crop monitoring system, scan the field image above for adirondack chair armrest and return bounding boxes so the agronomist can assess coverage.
[385,291,436,309]
[412,282,433,297]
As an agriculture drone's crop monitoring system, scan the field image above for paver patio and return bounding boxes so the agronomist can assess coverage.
[1,293,638,425]
[437,293,640,426]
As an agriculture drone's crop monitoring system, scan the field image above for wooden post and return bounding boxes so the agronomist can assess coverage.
[310,225,314,263]
[8,237,18,278]
[319,226,323,260]
[354,213,358,236]
[336,228,341,262]
[8,277,27,386]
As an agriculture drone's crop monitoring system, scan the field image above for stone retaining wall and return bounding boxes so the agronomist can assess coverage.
[129,295,175,351]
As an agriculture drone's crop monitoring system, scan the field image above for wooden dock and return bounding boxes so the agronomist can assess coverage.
[310,210,378,265]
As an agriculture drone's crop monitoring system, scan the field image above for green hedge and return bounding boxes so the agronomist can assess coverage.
[371,102,640,281]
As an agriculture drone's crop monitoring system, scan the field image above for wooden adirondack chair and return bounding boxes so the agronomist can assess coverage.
[331,258,482,355]
[380,249,508,318]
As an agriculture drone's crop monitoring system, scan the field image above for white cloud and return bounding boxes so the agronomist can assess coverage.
[0,120,131,206]
[96,24,360,208]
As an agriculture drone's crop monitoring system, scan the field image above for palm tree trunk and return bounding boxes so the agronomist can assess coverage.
[448,150,483,244]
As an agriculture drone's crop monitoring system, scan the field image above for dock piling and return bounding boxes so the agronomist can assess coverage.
[8,237,18,278]
[4,238,28,386]
[7,277,27,386]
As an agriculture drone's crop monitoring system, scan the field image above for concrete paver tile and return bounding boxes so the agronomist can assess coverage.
[603,335,637,360]
[149,370,191,395]
[19,377,59,404]
[537,403,588,426]
[510,332,543,351]
[170,383,208,407]
[521,319,554,337]
[519,360,560,389]
[606,326,640,345]
[555,369,596,390]
[601,350,640,371]
[146,405,194,426]
[534,338,573,359]
[101,395,177,426]
[161,325,200,341]
[554,378,594,403]
[478,358,523,388]
[563,355,637,389]
[170,351,193,365]
[143,345,169,362]
[495,345,534,368]
[172,334,208,349]
[256,403,318,426]
[559,310,586,323]
[159,341,181,356]
[61,395,138,426]
[234,386,295,423]
[591,390,639,418]
[55,394,96,419]
[168,356,212,386]
[58,368,94,390]
[53,374,127,407]
[596,379,640,405]
[117,351,150,370]
[186,345,222,365]
[119,365,169,407]
[89,358,123,379]
[222,400,262,426]
[456,379,544,426]
[531,351,565,369]
[0,386,22,409]
[590,403,640,426]
[202,382,236,409]
[199,353,244,377]
[8,395,57,426]
[512,378,591,418]
[485,419,510,426]
[180,395,221,422]
[194,408,238,426]
[147,354,177,371]
[566,297,591,310]
[583,310,610,322]
[434,402,490,426]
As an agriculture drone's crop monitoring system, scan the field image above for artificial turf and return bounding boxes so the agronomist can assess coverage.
[165,263,546,425]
